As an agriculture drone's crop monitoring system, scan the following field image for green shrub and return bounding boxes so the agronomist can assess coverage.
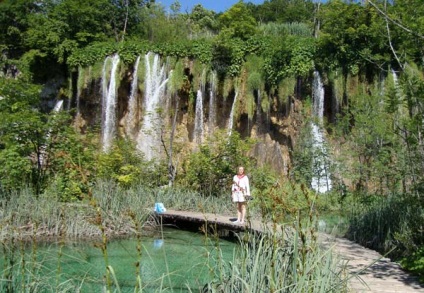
[346,194,424,259]
[401,247,424,281]
[181,130,255,196]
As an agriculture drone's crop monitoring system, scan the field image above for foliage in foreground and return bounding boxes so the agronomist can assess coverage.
[0,184,350,292]
[204,201,349,293]
[346,193,424,276]
[401,247,424,282]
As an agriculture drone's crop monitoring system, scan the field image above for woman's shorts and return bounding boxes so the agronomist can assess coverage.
[232,191,245,203]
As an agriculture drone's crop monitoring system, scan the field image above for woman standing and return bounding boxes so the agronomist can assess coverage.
[231,166,250,224]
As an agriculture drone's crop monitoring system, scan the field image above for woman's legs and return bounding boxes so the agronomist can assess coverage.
[237,202,246,223]
[240,202,246,223]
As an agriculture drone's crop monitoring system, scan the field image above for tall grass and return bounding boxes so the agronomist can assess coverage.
[346,194,424,259]
[204,216,348,292]
[0,181,236,292]
[0,181,236,241]
[0,182,351,292]
[259,22,313,37]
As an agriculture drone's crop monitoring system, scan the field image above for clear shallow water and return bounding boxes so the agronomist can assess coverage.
[5,227,237,292]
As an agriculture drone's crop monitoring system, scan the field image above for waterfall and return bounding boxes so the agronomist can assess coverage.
[39,100,64,167]
[126,56,141,138]
[101,59,109,110]
[390,69,410,126]
[228,91,238,136]
[391,69,403,100]
[391,69,398,85]
[313,71,324,119]
[193,69,207,144]
[194,89,204,144]
[311,71,332,193]
[75,90,80,115]
[101,54,120,152]
[311,123,331,193]
[137,52,169,161]
[53,99,64,112]
[208,71,216,135]
[76,66,83,114]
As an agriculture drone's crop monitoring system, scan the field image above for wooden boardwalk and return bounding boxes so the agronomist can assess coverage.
[157,210,424,293]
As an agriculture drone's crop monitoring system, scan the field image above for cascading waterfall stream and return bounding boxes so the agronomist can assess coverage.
[313,71,324,118]
[194,89,204,144]
[52,100,64,112]
[193,69,207,144]
[76,66,83,115]
[39,100,64,166]
[101,58,109,110]
[126,56,141,139]
[391,69,400,115]
[311,71,332,193]
[228,91,238,136]
[208,71,216,136]
[390,69,411,134]
[101,54,120,152]
[137,52,169,161]
[391,69,403,102]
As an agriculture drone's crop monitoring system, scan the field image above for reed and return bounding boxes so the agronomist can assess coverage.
[0,181,351,292]
[199,184,350,292]
[259,22,313,37]
[0,181,242,242]
[203,217,348,292]
[346,194,424,259]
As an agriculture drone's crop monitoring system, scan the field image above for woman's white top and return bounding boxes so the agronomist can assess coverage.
[232,174,250,202]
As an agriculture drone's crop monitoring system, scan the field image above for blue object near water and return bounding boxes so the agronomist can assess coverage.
[153,239,164,248]
[154,202,166,213]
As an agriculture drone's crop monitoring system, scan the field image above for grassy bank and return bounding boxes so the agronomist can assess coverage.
[0,181,236,241]
[0,182,352,292]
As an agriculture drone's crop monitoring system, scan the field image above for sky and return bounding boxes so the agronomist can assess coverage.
[156,0,266,13]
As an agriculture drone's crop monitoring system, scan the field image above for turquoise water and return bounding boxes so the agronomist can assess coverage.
[3,228,237,292]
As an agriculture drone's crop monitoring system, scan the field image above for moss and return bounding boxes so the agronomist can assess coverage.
[278,76,296,104]
[247,91,255,120]
[77,66,86,95]
[168,59,184,96]
[247,71,262,91]
[223,75,234,100]
[328,69,345,108]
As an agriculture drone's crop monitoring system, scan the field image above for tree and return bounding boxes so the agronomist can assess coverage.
[376,0,424,66]
[249,0,315,24]
[187,4,218,39]
[218,1,257,40]
[182,130,255,196]
[0,79,46,192]
[317,0,389,75]
[0,0,43,59]
[134,2,191,43]
[24,0,115,63]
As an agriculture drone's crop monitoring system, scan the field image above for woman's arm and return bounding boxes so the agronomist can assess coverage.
[243,177,250,195]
